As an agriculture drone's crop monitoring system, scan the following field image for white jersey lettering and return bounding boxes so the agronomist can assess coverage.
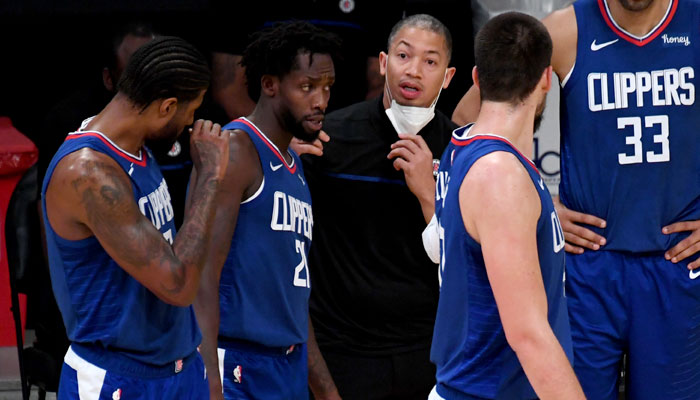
[137,178,174,230]
[270,191,313,240]
[587,67,695,111]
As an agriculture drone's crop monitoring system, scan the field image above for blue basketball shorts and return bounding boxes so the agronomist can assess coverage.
[566,250,700,400]
[57,344,208,399]
[217,339,307,400]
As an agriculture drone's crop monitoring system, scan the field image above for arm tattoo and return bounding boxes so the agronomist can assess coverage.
[70,153,223,299]
[74,159,158,268]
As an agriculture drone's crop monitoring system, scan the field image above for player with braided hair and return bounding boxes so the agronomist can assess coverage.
[192,21,341,400]
[42,36,229,399]
[117,36,211,109]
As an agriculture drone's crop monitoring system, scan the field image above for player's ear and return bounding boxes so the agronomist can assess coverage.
[159,97,178,117]
[471,66,480,90]
[379,52,388,77]
[443,66,456,89]
[261,75,278,97]
[541,66,553,93]
[102,67,114,92]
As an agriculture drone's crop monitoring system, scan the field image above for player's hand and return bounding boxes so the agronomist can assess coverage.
[553,196,606,254]
[189,119,230,180]
[663,220,700,269]
[388,133,434,199]
[290,130,330,157]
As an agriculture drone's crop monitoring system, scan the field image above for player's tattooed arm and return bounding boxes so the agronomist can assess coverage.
[47,120,229,306]
[307,318,342,400]
[194,130,261,400]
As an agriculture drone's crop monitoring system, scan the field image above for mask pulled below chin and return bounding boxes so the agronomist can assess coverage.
[385,100,436,135]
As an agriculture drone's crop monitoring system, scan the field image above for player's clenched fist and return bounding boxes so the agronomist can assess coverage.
[189,119,230,180]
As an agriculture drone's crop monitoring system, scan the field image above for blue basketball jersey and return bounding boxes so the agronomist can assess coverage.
[41,125,201,367]
[434,124,474,284]
[218,117,312,347]
[431,136,571,399]
[560,0,700,253]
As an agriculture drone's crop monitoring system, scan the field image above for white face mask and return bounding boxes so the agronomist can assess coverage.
[384,63,447,135]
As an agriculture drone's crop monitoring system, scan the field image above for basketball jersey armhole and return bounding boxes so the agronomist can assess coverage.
[560,61,576,88]
[42,146,105,246]
[241,177,265,204]
[230,122,269,207]
[563,0,594,94]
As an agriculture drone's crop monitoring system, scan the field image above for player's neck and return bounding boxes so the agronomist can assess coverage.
[606,0,671,37]
[84,94,147,154]
[472,101,535,158]
[247,103,293,161]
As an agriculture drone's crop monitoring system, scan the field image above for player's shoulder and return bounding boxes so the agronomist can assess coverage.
[543,5,577,45]
[543,4,576,26]
[463,151,540,219]
[49,147,133,213]
[227,128,256,152]
[55,147,125,182]
[543,5,577,80]
[224,128,260,177]
[469,150,529,180]
[464,151,533,198]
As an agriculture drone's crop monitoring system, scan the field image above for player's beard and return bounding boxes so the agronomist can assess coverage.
[618,0,654,12]
[145,116,182,156]
[282,107,321,143]
[533,95,547,133]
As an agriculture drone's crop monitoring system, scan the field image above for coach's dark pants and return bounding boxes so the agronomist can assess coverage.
[320,347,435,400]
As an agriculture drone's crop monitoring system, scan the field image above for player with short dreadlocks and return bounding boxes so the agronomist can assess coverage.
[193,21,341,400]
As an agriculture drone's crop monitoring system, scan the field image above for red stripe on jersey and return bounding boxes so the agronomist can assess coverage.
[66,132,147,167]
[598,0,677,46]
[233,119,297,174]
[454,135,539,173]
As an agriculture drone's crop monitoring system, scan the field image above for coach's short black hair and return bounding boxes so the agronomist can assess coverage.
[475,12,552,104]
[387,14,453,62]
[104,21,156,70]
[117,36,210,109]
[241,21,341,102]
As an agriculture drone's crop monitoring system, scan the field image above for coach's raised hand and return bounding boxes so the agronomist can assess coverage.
[388,133,435,224]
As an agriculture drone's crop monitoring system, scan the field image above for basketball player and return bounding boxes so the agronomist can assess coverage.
[452,0,700,398]
[430,12,585,399]
[423,123,473,268]
[42,36,230,398]
[192,22,341,400]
